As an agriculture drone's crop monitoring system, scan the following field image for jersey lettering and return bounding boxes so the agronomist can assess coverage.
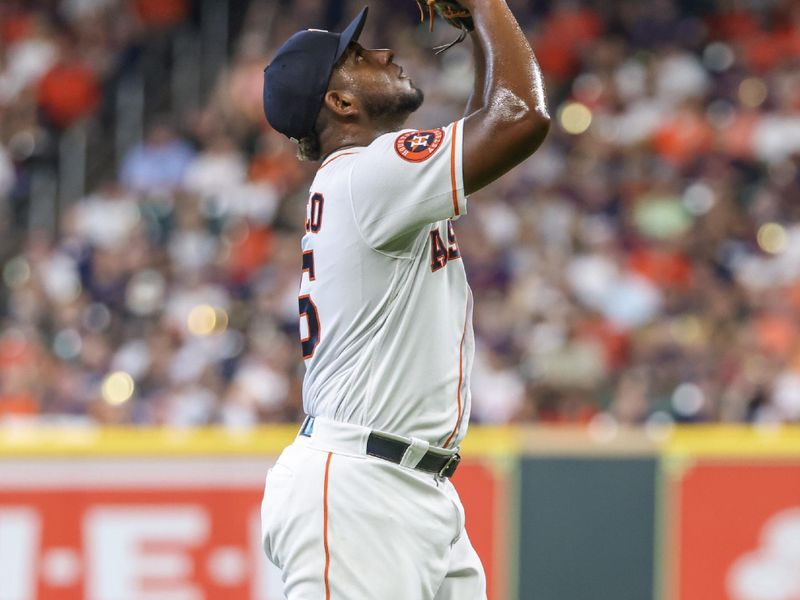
[299,294,321,359]
[302,250,316,281]
[430,221,460,272]
[430,230,448,272]
[446,221,461,260]
[299,250,320,359]
[305,193,324,233]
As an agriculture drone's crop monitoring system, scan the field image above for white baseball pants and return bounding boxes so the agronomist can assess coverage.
[261,417,487,600]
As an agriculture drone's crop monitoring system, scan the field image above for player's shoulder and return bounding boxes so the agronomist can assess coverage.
[361,125,451,166]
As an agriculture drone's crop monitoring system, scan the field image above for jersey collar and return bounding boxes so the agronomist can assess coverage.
[318,146,362,171]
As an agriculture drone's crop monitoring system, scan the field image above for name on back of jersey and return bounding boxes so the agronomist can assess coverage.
[305,192,324,233]
[430,221,461,272]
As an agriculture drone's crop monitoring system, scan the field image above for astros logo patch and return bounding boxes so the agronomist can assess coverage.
[395,129,444,163]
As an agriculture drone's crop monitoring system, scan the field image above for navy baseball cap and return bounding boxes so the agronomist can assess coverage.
[263,7,369,141]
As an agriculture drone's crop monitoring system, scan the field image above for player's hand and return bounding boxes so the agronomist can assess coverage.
[416,0,475,53]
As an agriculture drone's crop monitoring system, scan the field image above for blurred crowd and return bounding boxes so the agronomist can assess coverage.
[1,0,800,428]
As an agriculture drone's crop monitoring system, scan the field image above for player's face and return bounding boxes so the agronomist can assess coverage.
[333,42,424,123]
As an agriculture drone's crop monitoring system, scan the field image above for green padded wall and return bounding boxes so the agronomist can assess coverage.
[518,457,657,600]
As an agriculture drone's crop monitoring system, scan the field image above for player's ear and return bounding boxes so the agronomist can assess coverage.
[323,90,359,120]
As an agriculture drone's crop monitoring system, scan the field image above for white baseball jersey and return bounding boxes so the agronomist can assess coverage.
[298,119,474,448]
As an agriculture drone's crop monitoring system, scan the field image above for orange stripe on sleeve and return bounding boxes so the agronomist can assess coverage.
[449,121,460,217]
[323,452,333,599]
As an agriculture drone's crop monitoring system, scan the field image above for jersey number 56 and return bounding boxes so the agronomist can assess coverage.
[299,250,320,359]
[299,192,324,359]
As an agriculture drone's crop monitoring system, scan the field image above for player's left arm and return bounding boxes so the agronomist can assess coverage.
[465,35,486,118]
[460,0,550,195]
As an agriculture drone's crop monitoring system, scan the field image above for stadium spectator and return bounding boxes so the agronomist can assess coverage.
[120,122,195,193]
[37,37,100,129]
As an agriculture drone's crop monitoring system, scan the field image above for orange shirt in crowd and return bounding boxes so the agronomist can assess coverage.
[628,247,694,289]
[576,318,630,372]
[718,112,759,159]
[226,225,274,283]
[709,9,800,72]
[707,9,760,41]
[132,0,188,28]
[754,313,797,357]
[0,394,39,417]
[651,109,715,167]
[0,10,33,45]
[0,338,39,417]
[38,62,100,128]
[533,7,603,81]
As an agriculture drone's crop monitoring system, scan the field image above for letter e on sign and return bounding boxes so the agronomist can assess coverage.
[85,506,209,600]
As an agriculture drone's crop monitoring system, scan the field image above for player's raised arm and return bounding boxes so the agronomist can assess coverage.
[459,0,550,195]
[464,23,486,118]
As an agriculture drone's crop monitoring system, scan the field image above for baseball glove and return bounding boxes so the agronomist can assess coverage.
[416,0,474,54]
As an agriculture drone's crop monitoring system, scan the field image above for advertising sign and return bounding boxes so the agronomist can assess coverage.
[0,458,281,600]
[0,452,508,600]
[668,461,800,600]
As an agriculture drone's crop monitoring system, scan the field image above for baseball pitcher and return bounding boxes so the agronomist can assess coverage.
[261,1,549,597]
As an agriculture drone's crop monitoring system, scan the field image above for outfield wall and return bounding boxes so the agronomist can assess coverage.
[0,425,798,600]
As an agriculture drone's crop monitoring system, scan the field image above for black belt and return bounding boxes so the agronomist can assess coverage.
[298,416,461,479]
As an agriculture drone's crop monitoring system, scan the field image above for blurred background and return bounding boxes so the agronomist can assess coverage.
[1,0,799,599]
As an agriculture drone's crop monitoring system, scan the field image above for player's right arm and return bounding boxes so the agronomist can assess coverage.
[460,0,550,195]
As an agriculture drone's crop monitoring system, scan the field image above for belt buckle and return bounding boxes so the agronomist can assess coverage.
[438,452,461,478]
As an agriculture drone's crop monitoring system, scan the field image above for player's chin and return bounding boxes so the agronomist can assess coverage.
[402,86,425,113]
[390,79,423,102]
[406,82,424,101]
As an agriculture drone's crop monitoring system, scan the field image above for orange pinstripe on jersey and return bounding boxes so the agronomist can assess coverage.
[443,297,469,448]
[323,452,333,599]
[319,152,357,171]
[449,121,460,217]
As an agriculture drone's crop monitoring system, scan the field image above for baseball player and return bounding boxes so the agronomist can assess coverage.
[261,1,549,598]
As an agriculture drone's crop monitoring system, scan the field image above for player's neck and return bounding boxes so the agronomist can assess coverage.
[319,141,362,162]
[319,130,378,161]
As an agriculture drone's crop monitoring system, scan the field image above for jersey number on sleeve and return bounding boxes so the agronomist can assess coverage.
[299,250,320,359]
